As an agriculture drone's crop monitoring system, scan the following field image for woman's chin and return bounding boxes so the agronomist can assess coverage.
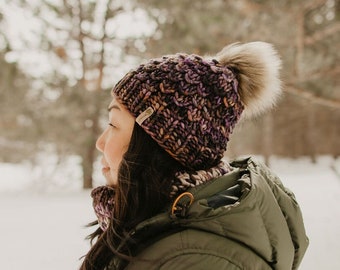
[104,172,118,186]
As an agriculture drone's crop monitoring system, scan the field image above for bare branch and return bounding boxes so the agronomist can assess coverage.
[287,66,340,84]
[95,0,113,91]
[305,22,340,45]
[76,0,86,89]
[285,85,340,109]
[303,0,327,12]
[295,11,305,79]
[233,0,268,15]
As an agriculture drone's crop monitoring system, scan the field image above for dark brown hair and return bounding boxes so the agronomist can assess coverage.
[80,123,184,270]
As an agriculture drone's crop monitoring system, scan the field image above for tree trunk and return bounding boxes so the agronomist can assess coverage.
[82,100,101,189]
[82,144,95,189]
[306,103,316,163]
[262,113,273,167]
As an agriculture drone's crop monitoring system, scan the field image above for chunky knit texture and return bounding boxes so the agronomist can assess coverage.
[171,161,232,197]
[91,161,232,232]
[113,54,244,170]
[91,185,115,231]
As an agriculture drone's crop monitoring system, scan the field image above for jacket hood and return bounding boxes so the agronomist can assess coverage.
[134,157,309,270]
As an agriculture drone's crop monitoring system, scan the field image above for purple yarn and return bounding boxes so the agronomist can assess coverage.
[113,53,244,170]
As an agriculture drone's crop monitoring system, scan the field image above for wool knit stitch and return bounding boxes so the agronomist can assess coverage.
[92,162,231,231]
[112,54,244,170]
[170,161,232,198]
[91,185,115,231]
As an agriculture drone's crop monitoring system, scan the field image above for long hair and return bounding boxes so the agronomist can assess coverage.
[80,123,185,270]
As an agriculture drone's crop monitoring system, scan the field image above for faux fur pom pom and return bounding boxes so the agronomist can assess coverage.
[216,41,282,118]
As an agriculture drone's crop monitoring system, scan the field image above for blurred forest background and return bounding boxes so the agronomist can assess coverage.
[0,0,339,189]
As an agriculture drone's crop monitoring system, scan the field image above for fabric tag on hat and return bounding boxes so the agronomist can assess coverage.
[136,107,154,125]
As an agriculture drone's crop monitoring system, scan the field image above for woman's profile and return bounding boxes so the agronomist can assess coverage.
[80,41,308,270]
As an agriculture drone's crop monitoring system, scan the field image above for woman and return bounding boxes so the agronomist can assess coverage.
[80,42,309,270]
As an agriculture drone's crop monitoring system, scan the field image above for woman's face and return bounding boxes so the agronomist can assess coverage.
[96,96,135,186]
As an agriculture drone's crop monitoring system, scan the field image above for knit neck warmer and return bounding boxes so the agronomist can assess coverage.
[170,161,231,198]
[91,161,231,231]
[91,185,115,231]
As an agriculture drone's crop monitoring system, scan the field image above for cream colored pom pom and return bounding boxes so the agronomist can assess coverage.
[216,41,282,118]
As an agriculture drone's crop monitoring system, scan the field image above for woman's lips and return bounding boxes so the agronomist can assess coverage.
[101,158,110,173]
[102,167,110,174]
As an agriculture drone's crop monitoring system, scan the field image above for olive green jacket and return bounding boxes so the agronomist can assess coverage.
[109,157,309,270]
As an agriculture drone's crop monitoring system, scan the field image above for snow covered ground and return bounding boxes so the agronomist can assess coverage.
[0,156,339,270]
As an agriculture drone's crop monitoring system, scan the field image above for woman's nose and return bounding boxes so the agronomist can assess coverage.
[96,130,106,153]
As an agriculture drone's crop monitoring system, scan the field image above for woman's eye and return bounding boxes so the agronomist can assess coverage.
[108,123,116,128]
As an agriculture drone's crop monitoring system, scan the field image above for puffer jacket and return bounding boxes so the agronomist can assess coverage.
[108,157,309,270]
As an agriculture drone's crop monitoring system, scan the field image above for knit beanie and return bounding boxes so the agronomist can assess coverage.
[112,42,282,170]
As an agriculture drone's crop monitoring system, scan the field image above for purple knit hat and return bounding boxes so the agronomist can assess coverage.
[113,42,282,170]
